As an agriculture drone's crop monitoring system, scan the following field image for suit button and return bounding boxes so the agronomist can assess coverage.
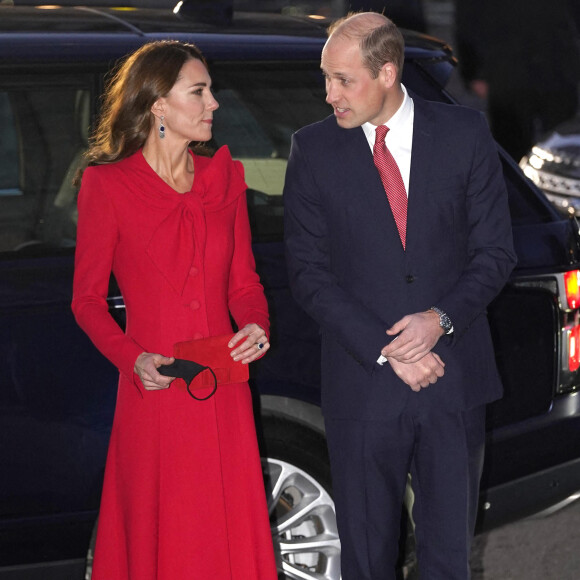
[405,275,415,283]
[190,300,200,310]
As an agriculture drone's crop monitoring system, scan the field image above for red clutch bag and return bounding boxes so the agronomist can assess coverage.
[171,334,249,400]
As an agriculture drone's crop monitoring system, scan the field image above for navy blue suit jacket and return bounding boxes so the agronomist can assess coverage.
[283,96,517,420]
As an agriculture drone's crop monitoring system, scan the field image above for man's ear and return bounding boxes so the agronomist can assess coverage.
[381,62,398,89]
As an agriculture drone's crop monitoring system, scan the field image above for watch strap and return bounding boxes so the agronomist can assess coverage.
[430,306,454,334]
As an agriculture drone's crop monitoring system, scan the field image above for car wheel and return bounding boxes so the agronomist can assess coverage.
[259,413,340,579]
[264,457,341,580]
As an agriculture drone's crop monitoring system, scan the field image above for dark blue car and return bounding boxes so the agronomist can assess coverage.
[2,4,580,580]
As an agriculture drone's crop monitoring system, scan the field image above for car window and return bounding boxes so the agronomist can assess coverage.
[0,61,554,256]
[0,64,328,250]
[0,77,93,256]
[211,63,329,242]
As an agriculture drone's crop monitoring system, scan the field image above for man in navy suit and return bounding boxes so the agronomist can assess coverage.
[283,12,516,580]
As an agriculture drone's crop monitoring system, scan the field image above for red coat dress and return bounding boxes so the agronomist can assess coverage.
[72,146,277,580]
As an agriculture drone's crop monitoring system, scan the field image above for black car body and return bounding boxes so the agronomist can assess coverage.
[2,5,580,580]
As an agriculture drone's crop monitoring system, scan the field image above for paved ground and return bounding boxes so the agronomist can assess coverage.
[471,498,580,579]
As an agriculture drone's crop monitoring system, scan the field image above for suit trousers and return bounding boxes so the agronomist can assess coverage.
[325,397,486,580]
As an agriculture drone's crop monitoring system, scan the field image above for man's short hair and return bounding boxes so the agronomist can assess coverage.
[328,12,405,81]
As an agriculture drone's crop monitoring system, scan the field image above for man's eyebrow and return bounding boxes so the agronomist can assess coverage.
[321,69,349,79]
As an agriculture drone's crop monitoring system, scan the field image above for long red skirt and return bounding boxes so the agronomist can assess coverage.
[91,378,277,580]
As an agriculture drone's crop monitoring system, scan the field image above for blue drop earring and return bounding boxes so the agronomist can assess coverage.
[159,116,165,139]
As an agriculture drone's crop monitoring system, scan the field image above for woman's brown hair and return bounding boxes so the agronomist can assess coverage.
[85,40,209,166]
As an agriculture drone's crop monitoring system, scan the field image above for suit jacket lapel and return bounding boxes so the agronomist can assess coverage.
[406,98,435,257]
[333,124,406,252]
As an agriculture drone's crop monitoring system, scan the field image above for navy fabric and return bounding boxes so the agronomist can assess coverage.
[284,96,517,420]
[325,404,486,580]
[284,93,516,579]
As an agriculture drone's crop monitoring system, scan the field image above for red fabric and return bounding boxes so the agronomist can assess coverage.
[173,333,249,389]
[373,125,408,249]
[72,146,276,580]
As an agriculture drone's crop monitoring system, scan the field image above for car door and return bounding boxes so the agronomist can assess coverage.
[0,71,119,565]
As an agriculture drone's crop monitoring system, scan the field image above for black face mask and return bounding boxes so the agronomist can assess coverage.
[158,359,217,401]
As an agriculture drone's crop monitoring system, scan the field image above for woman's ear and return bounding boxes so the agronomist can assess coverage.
[151,98,165,118]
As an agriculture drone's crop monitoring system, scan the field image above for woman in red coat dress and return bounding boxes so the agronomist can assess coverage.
[72,41,277,580]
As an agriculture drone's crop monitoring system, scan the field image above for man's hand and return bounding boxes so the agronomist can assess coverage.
[382,310,444,363]
[388,352,445,392]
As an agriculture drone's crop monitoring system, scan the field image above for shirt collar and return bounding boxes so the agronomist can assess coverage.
[362,84,413,144]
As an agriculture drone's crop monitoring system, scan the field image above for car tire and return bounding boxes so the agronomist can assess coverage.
[260,413,341,580]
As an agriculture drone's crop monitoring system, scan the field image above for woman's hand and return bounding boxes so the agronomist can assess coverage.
[134,352,176,390]
[229,323,270,364]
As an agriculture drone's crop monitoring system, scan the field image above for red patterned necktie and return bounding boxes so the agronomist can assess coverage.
[373,125,408,249]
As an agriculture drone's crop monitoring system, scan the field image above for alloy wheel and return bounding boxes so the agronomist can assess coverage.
[264,457,341,580]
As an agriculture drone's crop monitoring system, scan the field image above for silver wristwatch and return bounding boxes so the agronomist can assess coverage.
[430,306,454,334]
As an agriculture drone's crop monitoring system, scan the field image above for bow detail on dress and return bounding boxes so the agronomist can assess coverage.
[146,146,247,296]
[146,196,205,296]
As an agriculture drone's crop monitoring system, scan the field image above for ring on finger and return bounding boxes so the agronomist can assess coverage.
[257,342,264,350]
